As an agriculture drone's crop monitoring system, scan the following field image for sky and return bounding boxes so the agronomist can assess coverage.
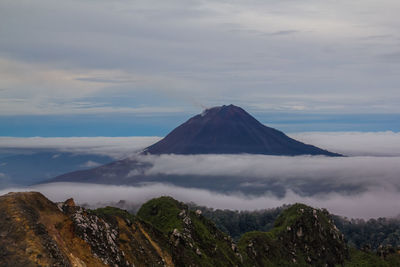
[1,0,400,136]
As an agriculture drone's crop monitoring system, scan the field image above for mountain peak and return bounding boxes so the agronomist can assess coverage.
[199,104,241,117]
[144,104,341,156]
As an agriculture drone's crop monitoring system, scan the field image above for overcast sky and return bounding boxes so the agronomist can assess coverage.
[1,0,400,135]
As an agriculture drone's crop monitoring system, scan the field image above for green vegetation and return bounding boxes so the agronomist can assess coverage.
[273,203,314,231]
[90,206,136,222]
[88,200,400,267]
[189,203,285,240]
[137,196,243,267]
[333,216,400,249]
[193,203,400,252]
[91,199,400,267]
[137,196,186,234]
[238,231,295,267]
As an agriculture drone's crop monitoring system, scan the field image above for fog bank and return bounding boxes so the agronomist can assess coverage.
[1,182,399,219]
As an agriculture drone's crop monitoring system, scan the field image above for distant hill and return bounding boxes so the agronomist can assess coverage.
[1,192,398,266]
[144,104,342,156]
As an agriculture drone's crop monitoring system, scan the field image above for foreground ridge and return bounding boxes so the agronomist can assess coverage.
[1,192,399,266]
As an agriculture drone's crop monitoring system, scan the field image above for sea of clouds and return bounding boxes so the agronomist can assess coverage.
[1,131,400,219]
[1,182,399,219]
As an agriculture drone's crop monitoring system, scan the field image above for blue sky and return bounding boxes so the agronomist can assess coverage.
[1,0,399,136]
[1,113,399,137]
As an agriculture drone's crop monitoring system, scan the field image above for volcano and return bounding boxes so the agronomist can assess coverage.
[45,105,341,188]
[144,104,340,156]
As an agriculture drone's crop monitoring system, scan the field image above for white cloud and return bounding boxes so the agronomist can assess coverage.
[1,182,399,219]
[137,154,400,188]
[289,131,400,156]
[80,160,101,168]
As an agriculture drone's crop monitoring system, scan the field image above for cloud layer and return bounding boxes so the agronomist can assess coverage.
[124,152,400,202]
[2,182,399,219]
[1,132,400,219]
[143,153,399,178]
[290,131,400,156]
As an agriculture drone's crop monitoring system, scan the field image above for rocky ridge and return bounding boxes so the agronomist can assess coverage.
[238,204,348,266]
[136,196,243,266]
[1,192,400,266]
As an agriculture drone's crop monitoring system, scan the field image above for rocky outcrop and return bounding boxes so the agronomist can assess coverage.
[59,200,128,266]
[239,203,349,267]
[137,196,244,267]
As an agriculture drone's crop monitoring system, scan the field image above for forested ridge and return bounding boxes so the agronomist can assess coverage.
[190,204,400,250]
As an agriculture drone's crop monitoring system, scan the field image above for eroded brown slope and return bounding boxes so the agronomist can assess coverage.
[0,192,171,267]
[0,192,105,266]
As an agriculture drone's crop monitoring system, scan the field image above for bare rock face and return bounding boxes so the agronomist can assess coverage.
[67,206,127,266]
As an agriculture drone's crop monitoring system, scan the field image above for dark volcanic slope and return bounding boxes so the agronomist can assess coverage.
[145,104,341,156]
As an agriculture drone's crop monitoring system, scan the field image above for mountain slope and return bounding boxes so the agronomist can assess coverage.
[144,105,341,156]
